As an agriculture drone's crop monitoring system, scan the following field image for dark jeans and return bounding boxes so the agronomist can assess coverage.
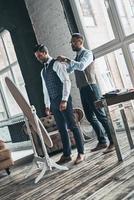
[80,84,113,144]
[50,95,84,157]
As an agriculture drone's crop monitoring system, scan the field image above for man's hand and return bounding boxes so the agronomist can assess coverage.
[57,56,68,63]
[59,100,67,111]
[45,107,51,115]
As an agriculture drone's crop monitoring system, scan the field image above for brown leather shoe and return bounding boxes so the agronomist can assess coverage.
[56,155,72,164]
[91,143,107,152]
[74,154,85,165]
[103,144,115,154]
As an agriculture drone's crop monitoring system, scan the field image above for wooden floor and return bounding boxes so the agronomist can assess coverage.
[1,132,134,200]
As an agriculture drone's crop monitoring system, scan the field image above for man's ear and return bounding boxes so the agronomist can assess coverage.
[79,39,83,45]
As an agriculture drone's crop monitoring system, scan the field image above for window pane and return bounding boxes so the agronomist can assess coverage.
[2,30,17,63]
[0,127,11,142]
[95,49,133,94]
[0,38,9,70]
[0,92,7,120]
[115,0,134,35]
[0,71,22,116]
[129,43,134,62]
[12,64,29,103]
[75,0,115,49]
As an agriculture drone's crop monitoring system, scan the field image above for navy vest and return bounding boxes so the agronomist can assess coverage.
[43,59,63,99]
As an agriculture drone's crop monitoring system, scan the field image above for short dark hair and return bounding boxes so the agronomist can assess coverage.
[34,44,48,53]
[71,33,84,40]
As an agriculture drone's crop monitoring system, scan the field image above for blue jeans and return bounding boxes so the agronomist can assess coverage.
[50,95,84,156]
[80,84,113,144]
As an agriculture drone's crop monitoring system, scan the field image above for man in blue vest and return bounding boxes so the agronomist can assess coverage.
[34,44,85,164]
[57,33,115,154]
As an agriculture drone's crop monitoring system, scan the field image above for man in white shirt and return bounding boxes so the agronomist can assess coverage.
[57,33,114,154]
[34,44,85,164]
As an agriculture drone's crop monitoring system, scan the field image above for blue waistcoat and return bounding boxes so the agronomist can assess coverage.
[43,59,63,99]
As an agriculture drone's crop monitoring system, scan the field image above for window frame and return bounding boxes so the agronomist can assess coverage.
[0,30,26,123]
[69,0,134,86]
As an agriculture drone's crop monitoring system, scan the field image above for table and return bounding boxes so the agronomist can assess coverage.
[102,91,134,161]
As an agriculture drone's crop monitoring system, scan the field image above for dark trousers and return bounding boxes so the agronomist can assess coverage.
[50,96,84,156]
[80,84,113,144]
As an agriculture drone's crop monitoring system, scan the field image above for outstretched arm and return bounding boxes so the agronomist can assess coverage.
[57,49,93,73]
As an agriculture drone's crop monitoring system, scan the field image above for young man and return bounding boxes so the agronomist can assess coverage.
[34,44,85,164]
[57,33,114,154]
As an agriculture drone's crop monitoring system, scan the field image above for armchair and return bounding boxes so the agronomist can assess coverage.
[0,140,14,175]
[23,108,85,154]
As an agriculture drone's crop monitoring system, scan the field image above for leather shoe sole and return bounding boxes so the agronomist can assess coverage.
[91,143,107,152]
[74,154,85,165]
[56,156,72,165]
[103,144,115,154]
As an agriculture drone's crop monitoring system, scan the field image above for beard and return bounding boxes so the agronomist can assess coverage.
[72,46,81,52]
[43,57,49,63]
[38,57,48,64]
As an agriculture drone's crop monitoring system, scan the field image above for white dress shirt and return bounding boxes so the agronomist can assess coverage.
[41,57,71,108]
[67,47,93,73]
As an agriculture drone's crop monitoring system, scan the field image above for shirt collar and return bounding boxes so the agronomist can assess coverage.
[77,47,85,56]
[44,56,53,66]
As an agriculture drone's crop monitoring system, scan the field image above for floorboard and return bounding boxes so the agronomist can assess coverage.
[1,132,134,200]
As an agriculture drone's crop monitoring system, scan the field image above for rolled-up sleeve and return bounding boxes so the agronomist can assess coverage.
[67,49,93,73]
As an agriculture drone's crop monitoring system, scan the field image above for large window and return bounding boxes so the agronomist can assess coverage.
[115,0,134,36]
[70,0,134,92]
[79,0,96,27]
[95,49,133,94]
[0,30,29,121]
[70,0,134,128]
[70,0,115,49]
